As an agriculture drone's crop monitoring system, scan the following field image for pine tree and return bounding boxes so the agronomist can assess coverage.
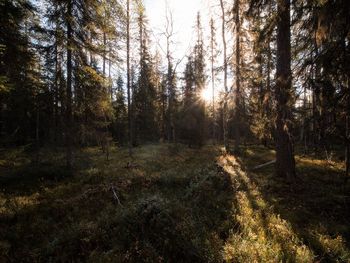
[219,0,229,152]
[274,0,296,180]
[209,17,218,143]
[112,75,127,144]
[133,1,158,142]
[0,0,41,145]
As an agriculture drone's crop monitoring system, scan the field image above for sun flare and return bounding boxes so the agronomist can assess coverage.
[201,87,212,103]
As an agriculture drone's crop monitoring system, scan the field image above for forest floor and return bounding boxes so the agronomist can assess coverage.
[0,143,349,262]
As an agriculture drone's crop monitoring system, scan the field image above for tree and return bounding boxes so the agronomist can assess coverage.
[219,0,229,152]
[209,17,218,143]
[233,0,241,153]
[274,0,296,180]
[192,12,206,146]
[0,0,41,145]
[163,4,177,142]
[133,1,158,142]
[65,0,73,168]
[246,1,274,147]
[126,0,132,156]
[112,75,127,144]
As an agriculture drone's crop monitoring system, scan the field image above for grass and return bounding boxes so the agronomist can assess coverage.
[0,143,349,262]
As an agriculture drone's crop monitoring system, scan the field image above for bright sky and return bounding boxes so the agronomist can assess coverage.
[144,0,212,66]
[144,0,225,101]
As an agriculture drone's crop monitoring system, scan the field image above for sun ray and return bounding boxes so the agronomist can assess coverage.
[201,87,212,103]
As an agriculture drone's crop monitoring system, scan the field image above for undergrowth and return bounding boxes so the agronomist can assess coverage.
[0,143,349,262]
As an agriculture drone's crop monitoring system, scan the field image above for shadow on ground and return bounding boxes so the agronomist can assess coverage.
[1,145,238,262]
[230,146,350,262]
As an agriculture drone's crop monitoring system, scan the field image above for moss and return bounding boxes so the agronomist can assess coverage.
[0,144,349,262]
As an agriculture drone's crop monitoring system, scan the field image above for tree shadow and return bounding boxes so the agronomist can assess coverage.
[0,150,93,196]
[219,155,311,261]
[234,154,350,262]
[1,146,239,262]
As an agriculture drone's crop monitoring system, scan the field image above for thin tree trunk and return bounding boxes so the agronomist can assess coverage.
[263,35,272,147]
[266,35,271,115]
[275,0,296,181]
[220,0,229,152]
[54,29,59,146]
[234,0,241,153]
[344,9,350,183]
[109,45,112,101]
[345,76,349,180]
[126,0,132,157]
[166,39,175,142]
[161,85,166,142]
[66,0,73,168]
[210,18,216,144]
[103,32,106,76]
[35,103,40,164]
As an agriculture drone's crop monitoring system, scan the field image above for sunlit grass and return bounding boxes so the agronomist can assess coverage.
[218,155,314,262]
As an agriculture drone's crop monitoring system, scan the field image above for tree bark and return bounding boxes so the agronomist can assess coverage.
[103,32,106,76]
[210,18,216,143]
[234,0,241,153]
[346,76,350,180]
[53,23,59,146]
[275,0,296,181]
[126,0,132,156]
[66,0,73,168]
[220,0,229,152]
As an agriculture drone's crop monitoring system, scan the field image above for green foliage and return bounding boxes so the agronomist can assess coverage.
[132,10,159,143]
[0,0,42,144]
[112,75,127,145]
[179,13,207,147]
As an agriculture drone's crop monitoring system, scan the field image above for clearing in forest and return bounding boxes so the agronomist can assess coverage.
[0,144,349,262]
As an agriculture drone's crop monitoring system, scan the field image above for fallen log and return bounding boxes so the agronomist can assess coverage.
[252,160,276,170]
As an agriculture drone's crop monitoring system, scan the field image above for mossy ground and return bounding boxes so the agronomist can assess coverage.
[0,144,349,262]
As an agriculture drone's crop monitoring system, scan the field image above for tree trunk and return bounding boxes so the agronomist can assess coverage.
[53,28,59,146]
[66,0,73,168]
[210,18,216,144]
[265,34,271,116]
[166,40,175,142]
[103,32,106,76]
[109,45,113,101]
[220,0,229,152]
[35,103,40,164]
[234,0,241,153]
[126,0,132,157]
[275,0,296,181]
[346,76,350,180]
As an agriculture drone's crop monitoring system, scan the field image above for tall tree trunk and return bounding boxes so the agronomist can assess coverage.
[263,34,272,147]
[109,45,112,101]
[346,76,350,181]
[103,32,106,76]
[265,35,271,116]
[126,0,132,156]
[53,28,59,146]
[66,0,73,168]
[220,0,229,152]
[234,0,241,153]
[166,39,175,142]
[210,18,216,144]
[300,85,308,153]
[35,102,40,163]
[167,62,175,142]
[275,0,296,181]
[345,5,350,183]
[161,84,166,142]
